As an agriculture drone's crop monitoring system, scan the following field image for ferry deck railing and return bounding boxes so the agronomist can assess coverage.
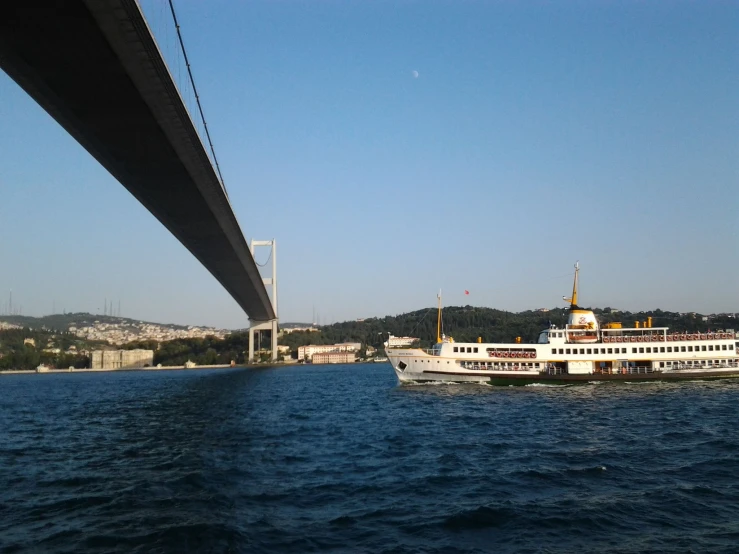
[598,366,656,375]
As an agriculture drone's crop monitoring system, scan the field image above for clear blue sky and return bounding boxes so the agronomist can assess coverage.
[1,1,737,329]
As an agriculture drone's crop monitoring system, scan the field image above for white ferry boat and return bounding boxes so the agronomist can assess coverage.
[387,264,739,385]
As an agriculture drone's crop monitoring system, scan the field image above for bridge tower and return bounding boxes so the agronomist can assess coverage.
[248,239,278,363]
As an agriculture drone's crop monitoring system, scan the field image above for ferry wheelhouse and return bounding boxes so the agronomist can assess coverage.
[386,264,739,385]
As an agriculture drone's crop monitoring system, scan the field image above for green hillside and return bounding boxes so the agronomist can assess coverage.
[0,312,191,332]
[0,326,106,370]
[279,306,737,352]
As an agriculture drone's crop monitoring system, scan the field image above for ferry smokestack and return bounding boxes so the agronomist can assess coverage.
[635,321,640,328]
[647,317,652,328]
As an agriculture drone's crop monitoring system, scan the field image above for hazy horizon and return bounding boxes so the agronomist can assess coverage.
[1,1,737,329]
[1,299,736,331]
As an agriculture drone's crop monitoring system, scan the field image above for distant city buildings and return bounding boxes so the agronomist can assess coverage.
[298,342,361,362]
[70,321,229,345]
[91,349,154,369]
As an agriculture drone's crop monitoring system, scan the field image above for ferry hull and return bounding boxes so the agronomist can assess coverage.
[399,369,739,386]
[488,371,739,386]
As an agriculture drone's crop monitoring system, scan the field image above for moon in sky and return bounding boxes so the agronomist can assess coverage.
[412,70,419,79]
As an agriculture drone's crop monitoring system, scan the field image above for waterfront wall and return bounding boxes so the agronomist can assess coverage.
[91,349,154,369]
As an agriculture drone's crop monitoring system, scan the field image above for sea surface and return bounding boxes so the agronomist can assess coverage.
[1,365,739,553]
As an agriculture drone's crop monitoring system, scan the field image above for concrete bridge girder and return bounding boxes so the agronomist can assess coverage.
[0,0,275,322]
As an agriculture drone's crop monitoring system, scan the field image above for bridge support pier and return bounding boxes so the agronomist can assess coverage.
[247,239,278,363]
[248,319,278,363]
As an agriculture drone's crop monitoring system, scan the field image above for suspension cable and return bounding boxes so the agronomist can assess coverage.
[255,249,273,268]
[166,0,229,199]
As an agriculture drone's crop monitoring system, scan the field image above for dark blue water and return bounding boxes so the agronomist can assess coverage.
[2,365,739,553]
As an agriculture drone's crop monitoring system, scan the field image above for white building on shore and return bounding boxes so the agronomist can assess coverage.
[312,351,357,364]
[298,342,361,361]
[91,349,154,369]
[385,335,419,348]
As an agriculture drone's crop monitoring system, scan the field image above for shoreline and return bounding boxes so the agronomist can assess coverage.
[0,364,257,375]
[0,360,384,375]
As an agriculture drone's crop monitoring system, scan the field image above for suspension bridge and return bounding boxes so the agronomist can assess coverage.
[0,0,277,361]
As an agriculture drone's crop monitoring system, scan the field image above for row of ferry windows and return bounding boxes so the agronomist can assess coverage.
[553,347,627,355]
[646,345,731,353]
[551,344,732,355]
[453,346,479,353]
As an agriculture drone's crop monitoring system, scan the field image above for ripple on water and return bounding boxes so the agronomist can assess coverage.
[2,367,739,553]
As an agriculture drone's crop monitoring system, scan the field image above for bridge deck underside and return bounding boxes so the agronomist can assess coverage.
[0,0,274,321]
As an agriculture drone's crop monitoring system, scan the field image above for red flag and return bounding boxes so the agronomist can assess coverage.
[464,290,469,295]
